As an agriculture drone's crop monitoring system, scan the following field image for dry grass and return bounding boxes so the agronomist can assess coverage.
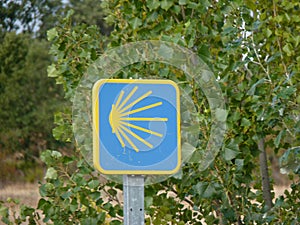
[274,185,292,198]
[0,183,40,208]
[0,183,41,225]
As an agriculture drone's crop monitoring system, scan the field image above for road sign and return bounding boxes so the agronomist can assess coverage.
[93,79,181,174]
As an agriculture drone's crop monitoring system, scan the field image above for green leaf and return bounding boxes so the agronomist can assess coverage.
[1,216,10,224]
[223,140,240,161]
[147,1,160,10]
[244,0,256,10]
[278,86,296,99]
[70,199,78,213]
[37,199,49,210]
[80,217,99,225]
[283,43,293,56]
[179,0,188,5]
[266,52,281,63]
[145,196,153,208]
[221,206,236,221]
[61,191,72,199]
[88,180,100,189]
[160,0,173,11]
[187,2,198,9]
[274,129,286,148]
[51,150,62,159]
[0,205,8,217]
[110,220,122,225]
[222,26,238,35]
[65,9,74,19]
[90,192,101,202]
[98,212,107,223]
[47,64,58,78]
[198,44,210,60]
[297,95,300,104]
[45,167,58,179]
[235,159,244,171]
[47,28,58,41]
[20,205,34,217]
[39,183,54,197]
[280,147,300,174]
[224,148,239,161]
[241,118,251,127]
[129,17,142,30]
[40,150,62,165]
[193,182,216,198]
[266,28,272,38]
[62,156,73,164]
[108,188,117,196]
[231,111,241,122]
[247,78,267,96]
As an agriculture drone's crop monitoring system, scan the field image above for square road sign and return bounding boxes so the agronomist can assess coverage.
[93,79,181,174]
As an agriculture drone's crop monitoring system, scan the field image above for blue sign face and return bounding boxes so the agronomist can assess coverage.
[93,79,181,174]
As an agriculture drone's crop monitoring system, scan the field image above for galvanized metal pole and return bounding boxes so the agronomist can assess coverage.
[123,175,144,225]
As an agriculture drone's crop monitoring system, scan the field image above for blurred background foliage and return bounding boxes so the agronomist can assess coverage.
[0,0,299,224]
[0,0,108,185]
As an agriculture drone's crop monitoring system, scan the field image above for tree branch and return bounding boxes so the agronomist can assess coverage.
[258,138,273,210]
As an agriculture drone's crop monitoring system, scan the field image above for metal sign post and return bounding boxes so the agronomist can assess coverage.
[123,175,144,225]
[92,79,181,224]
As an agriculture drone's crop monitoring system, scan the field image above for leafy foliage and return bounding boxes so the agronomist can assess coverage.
[0,31,65,183]
[0,0,64,37]
[280,147,300,175]
[1,0,299,224]
[0,0,111,38]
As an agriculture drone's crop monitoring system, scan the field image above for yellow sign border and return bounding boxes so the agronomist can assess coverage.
[93,79,181,175]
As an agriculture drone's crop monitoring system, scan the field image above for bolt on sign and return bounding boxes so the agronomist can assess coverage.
[93,79,181,175]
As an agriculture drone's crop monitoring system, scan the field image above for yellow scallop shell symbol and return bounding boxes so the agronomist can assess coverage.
[109,86,168,152]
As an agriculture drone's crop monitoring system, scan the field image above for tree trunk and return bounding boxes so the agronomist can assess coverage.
[258,138,273,209]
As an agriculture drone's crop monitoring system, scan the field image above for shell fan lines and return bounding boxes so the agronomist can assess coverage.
[109,86,168,152]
